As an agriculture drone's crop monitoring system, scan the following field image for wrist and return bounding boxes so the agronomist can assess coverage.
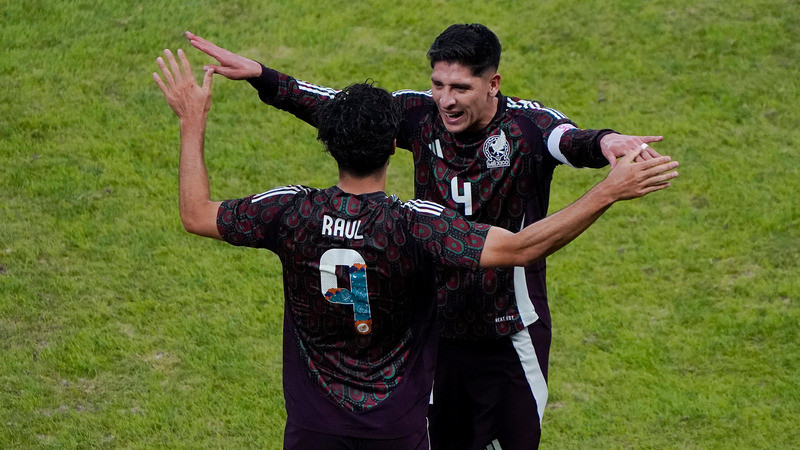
[179,112,207,129]
[589,179,618,207]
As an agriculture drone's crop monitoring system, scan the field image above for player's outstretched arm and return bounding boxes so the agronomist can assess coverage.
[185,31,262,80]
[479,148,679,268]
[153,48,222,240]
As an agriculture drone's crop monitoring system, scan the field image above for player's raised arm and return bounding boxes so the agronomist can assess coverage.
[153,48,222,240]
[185,31,263,80]
[479,149,679,268]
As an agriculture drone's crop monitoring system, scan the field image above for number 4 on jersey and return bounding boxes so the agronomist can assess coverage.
[450,176,473,217]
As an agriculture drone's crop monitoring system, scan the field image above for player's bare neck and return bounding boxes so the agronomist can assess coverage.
[337,168,387,195]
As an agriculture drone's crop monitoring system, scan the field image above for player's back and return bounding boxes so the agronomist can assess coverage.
[274,185,439,412]
[217,184,487,437]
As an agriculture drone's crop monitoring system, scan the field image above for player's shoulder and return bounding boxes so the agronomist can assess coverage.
[503,94,568,121]
[250,184,315,204]
[399,199,464,226]
[400,198,447,217]
[392,88,434,110]
[391,88,432,99]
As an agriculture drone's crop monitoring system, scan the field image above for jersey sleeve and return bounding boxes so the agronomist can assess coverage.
[216,185,306,250]
[246,64,339,127]
[509,96,616,169]
[392,89,435,151]
[554,126,617,169]
[405,199,490,269]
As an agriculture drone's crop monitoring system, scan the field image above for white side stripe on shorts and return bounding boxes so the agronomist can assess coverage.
[511,329,548,426]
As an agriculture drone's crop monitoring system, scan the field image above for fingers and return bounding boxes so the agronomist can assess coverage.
[205,65,229,78]
[631,155,679,183]
[620,146,643,164]
[640,135,664,144]
[640,182,672,195]
[185,30,219,58]
[635,155,674,171]
[641,145,662,159]
[159,48,203,88]
[177,48,196,86]
[156,56,174,87]
[646,170,679,186]
[152,72,168,96]
[201,68,214,92]
[630,165,678,198]
[638,136,663,159]
[605,152,618,168]
[164,49,184,88]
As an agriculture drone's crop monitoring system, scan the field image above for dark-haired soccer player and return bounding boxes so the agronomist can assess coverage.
[154,44,677,449]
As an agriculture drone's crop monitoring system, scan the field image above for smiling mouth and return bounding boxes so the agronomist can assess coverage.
[444,111,464,120]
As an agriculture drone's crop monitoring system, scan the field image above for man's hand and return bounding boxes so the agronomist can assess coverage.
[600,133,664,167]
[601,147,679,201]
[152,47,222,240]
[185,31,263,80]
[153,48,213,122]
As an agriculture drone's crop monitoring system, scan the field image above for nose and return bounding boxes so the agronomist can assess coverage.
[438,88,456,109]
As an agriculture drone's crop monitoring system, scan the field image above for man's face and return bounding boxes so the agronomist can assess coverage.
[430,61,501,135]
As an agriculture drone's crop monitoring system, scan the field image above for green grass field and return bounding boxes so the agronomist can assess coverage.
[2,0,798,447]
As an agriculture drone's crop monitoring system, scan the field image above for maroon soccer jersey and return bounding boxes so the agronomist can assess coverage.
[247,67,615,339]
[217,186,488,438]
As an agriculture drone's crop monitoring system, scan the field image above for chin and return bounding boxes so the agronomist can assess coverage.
[440,118,465,134]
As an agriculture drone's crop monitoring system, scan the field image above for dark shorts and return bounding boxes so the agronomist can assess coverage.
[429,321,551,450]
[284,421,430,450]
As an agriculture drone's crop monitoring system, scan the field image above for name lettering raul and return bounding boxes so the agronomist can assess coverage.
[322,215,364,240]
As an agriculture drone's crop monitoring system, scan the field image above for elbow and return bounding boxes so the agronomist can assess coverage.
[179,202,222,239]
[180,213,204,236]
[179,207,212,237]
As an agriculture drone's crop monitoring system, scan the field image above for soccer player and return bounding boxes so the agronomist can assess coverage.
[174,25,676,448]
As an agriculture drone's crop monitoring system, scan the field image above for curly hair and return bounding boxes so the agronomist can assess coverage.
[427,23,501,76]
[316,82,401,177]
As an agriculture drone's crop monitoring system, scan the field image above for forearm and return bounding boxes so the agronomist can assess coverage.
[556,127,617,168]
[247,65,334,126]
[519,183,614,262]
[179,116,222,239]
[480,182,615,267]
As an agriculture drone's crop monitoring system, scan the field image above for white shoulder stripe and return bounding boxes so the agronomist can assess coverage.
[405,199,445,216]
[297,80,340,99]
[506,98,567,120]
[251,185,310,203]
[392,89,432,97]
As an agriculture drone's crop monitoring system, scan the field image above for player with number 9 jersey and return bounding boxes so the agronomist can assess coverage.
[217,184,489,440]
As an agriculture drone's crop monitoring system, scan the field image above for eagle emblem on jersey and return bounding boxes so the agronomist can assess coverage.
[482,130,510,168]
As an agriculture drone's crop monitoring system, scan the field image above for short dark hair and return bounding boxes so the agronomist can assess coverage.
[427,23,501,76]
[316,82,400,177]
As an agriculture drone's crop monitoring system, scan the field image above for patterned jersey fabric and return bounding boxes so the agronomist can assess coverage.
[247,67,615,339]
[217,185,488,437]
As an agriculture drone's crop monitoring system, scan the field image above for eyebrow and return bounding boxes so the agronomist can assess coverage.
[430,78,473,90]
